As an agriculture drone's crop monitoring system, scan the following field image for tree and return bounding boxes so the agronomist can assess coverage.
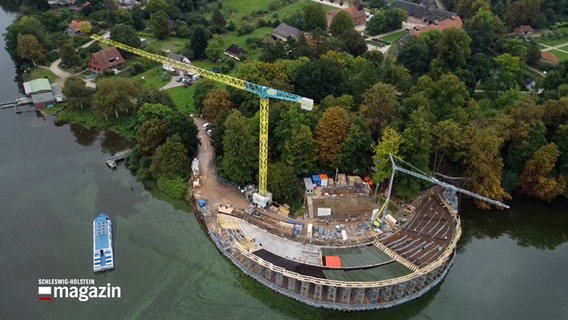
[267,163,302,204]
[340,30,368,57]
[315,107,351,168]
[145,0,170,15]
[292,58,347,103]
[464,123,511,208]
[16,33,44,66]
[552,124,568,177]
[397,36,430,78]
[330,11,355,37]
[360,82,398,140]
[464,9,505,54]
[303,3,327,31]
[110,24,141,51]
[518,143,566,202]
[62,76,95,109]
[366,10,387,36]
[130,4,146,30]
[432,119,465,172]
[4,15,48,62]
[337,117,373,174]
[150,10,169,40]
[79,21,92,34]
[23,0,49,11]
[372,126,403,184]
[273,106,310,158]
[137,103,173,123]
[206,36,225,62]
[506,0,540,27]
[202,89,234,123]
[92,78,141,120]
[435,28,472,71]
[494,53,522,90]
[192,79,217,113]
[385,8,407,30]
[222,110,258,186]
[190,24,208,59]
[150,134,189,178]
[137,118,169,155]
[60,43,81,68]
[211,9,226,33]
[282,124,317,175]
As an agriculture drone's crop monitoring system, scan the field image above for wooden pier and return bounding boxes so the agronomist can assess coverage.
[105,148,133,169]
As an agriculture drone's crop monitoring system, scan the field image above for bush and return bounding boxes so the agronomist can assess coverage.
[130,63,144,75]
[227,21,236,31]
[157,175,187,199]
[237,24,255,36]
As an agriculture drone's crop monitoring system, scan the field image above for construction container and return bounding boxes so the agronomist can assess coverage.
[312,174,321,186]
[327,178,334,186]
[307,223,313,238]
[337,174,347,186]
[319,174,329,186]
[341,230,348,241]
[303,177,314,194]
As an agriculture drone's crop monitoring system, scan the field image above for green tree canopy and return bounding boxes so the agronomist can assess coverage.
[137,118,169,155]
[282,124,318,175]
[150,135,190,178]
[267,163,302,204]
[303,3,327,31]
[150,10,169,40]
[518,143,566,202]
[16,33,44,65]
[92,77,141,120]
[330,11,355,37]
[337,117,374,175]
[360,82,398,140]
[189,24,209,59]
[222,110,258,186]
[62,76,95,109]
[372,126,403,184]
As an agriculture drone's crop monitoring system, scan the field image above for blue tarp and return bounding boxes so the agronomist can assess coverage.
[198,199,206,207]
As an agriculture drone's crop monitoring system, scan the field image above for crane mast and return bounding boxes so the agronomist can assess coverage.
[91,35,313,198]
[374,154,510,226]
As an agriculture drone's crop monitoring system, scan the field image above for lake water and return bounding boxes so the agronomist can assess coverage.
[0,7,567,320]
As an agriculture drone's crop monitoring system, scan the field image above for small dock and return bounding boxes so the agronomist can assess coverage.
[0,97,34,114]
[105,148,133,169]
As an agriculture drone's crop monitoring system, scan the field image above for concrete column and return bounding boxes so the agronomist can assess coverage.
[327,286,337,302]
[314,284,323,300]
[300,281,310,296]
[340,287,352,304]
[354,288,365,304]
[287,278,296,291]
[275,273,284,287]
[264,268,273,281]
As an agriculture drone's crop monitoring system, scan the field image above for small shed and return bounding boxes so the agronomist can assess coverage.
[224,44,246,61]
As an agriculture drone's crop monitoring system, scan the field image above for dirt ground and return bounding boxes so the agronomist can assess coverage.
[192,117,250,210]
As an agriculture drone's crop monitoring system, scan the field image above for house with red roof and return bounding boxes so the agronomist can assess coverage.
[409,15,463,36]
[514,25,535,36]
[327,6,367,28]
[66,20,82,36]
[87,47,125,74]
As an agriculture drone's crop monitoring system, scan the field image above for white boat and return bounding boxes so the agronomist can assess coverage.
[93,213,114,272]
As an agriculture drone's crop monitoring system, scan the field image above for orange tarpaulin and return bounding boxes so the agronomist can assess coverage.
[324,256,341,268]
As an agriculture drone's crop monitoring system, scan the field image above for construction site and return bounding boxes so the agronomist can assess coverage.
[92,36,510,310]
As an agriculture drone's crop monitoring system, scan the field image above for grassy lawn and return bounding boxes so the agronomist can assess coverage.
[167,85,197,114]
[549,49,568,61]
[23,68,56,83]
[536,36,568,47]
[558,44,568,51]
[380,30,407,43]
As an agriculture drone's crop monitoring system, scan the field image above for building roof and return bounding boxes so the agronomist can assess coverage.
[31,92,55,104]
[90,47,125,71]
[166,52,190,64]
[540,51,559,64]
[390,0,428,19]
[68,20,81,32]
[23,78,52,95]
[224,44,246,56]
[514,25,535,33]
[328,6,367,27]
[273,23,301,40]
[409,15,463,36]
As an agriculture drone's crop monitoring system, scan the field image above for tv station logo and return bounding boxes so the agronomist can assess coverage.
[38,279,121,302]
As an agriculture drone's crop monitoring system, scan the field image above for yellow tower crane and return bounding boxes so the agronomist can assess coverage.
[91,35,314,203]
